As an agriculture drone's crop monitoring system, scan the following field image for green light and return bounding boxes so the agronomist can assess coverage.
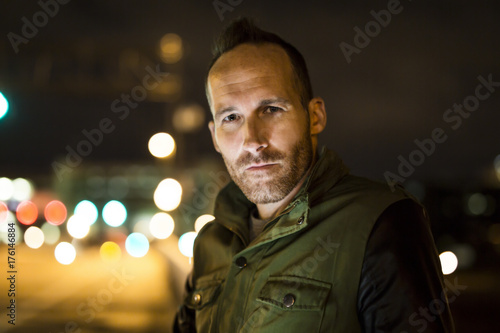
[0,92,9,120]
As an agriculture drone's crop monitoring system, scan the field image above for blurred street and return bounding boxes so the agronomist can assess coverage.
[0,237,191,333]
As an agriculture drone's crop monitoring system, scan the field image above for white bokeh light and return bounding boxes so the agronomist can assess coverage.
[66,215,90,239]
[154,178,182,211]
[178,231,197,258]
[24,226,45,249]
[41,222,61,245]
[0,177,14,201]
[12,178,33,201]
[148,132,176,158]
[74,200,98,225]
[439,251,458,275]
[102,200,127,227]
[55,242,76,265]
[194,214,215,233]
[149,212,175,239]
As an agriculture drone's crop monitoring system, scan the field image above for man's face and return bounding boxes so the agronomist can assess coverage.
[207,43,314,204]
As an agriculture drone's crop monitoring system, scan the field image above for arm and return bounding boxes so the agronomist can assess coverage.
[357,199,455,332]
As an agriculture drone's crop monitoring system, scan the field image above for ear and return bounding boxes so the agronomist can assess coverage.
[308,97,327,135]
[208,121,221,153]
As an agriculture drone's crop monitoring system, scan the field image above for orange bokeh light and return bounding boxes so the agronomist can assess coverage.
[16,201,38,225]
[0,201,8,224]
[44,200,67,226]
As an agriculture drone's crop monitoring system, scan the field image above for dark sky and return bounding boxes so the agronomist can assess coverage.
[1,0,499,186]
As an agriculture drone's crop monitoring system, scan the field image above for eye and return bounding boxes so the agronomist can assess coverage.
[222,114,239,123]
[264,106,283,114]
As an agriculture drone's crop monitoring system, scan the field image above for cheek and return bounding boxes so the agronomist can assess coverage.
[216,130,242,157]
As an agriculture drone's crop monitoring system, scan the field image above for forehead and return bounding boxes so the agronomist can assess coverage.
[207,43,296,110]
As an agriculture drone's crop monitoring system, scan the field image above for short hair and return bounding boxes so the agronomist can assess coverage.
[206,17,313,111]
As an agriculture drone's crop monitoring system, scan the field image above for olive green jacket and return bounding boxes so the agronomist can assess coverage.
[182,147,421,332]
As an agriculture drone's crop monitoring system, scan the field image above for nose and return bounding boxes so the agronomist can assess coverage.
[242,116,268,153]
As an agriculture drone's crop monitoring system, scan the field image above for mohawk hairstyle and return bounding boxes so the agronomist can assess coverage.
[206,17,313,110]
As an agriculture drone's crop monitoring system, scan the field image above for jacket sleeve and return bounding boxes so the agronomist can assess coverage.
[357,199,455,332]
[173,271,197,333]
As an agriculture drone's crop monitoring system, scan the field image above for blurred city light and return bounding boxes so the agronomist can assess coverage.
[149,212,175,239]
[148,132,176,158]
[66,215,90,239]
[494,154,500,181]
[439,251,458,275]
[44,200,67,226]
[159,33,183,63]
[466,193,488,215]
[100,241,122,263]
[154,178,182,211]
[178,231,197,258]
[125,232,149,258]
[24,226,44,249]
[194,214,215,233]
[16,200,38,225]
[74,200,98,225]
[41,222,61,245]
[0,177,14,200]
[0,92,9,120]
[102,200,127,227]
[55,242,76,265]
[12,178,33,201]
[0,201,8,224]
[132,216,154,240]
[173,104,205,133]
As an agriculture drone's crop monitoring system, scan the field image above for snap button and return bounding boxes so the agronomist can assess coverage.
[193,293,201,305]
[297,216,304,225]
[283,293,295,308]
[235,256,247,268]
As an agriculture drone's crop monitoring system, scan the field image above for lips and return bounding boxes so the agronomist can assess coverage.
[246,163,277,170]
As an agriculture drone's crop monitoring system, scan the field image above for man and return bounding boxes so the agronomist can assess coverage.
[174,18,454,332]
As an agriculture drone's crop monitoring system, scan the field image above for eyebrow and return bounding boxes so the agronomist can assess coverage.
[214,97,292,119]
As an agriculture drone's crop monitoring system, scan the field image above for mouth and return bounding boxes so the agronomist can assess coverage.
[245,163,278,171]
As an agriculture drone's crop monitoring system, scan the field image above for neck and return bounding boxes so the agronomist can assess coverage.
[256,153,317,221]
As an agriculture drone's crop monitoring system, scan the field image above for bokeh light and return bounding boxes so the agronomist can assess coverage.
[55,242,76,265]
[44,200,67,226]
[102,200,127,227]
[466,193,487,215]
[178,231,197,258]
[494,154,500,181]
[100,241,122,263]
[154,178,182,211]
[66,215,90,239]
[173,104,205,133]
[439,251,458,275]
[159,33,183,63]
[74,200,98,225]
[149,212,175,239]
[194,214,215,233]
[125,232,149,258]
[0,201,8,224]
[24,226,44,249]
[41,222,61,245]
[16,200,38,225]
[0,92,9,120]
[148,132,176,158]
[0,177,14,201]
[12,178,33,201]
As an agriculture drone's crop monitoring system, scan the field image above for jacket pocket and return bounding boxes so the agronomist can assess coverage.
[187,275,224,332]
[239,276,331,333]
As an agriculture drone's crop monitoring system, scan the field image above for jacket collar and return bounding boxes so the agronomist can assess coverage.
[213,147,350,242]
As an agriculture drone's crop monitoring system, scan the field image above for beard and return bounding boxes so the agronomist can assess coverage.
[221,133,313,204]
